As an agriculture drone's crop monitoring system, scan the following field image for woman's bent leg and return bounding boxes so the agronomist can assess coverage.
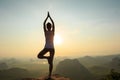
[37,48,49,59]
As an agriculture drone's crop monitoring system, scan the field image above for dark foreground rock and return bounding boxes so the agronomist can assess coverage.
[22,74,70,80]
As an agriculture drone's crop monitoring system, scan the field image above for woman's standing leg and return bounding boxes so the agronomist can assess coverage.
[48,49,55,78]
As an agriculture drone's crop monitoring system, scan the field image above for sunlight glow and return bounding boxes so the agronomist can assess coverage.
[54,34,62,45]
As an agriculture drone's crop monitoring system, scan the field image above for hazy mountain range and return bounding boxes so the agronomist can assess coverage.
[0,54,120,80]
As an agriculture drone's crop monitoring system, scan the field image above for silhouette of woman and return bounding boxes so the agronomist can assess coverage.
[37,12,55,80]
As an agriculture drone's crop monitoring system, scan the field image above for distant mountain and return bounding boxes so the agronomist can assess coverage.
[78,56,99,67]
[76,54,120,79]
[55,59,94,80]
[0,62,8,70]
[109,57,120,71]
[0,67,31,80]
[78,54,120,68]
[89,65,110,75]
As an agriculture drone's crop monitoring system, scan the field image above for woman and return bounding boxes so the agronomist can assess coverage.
[38,12,55,80]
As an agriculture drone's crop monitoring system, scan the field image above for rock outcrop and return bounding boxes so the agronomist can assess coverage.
[22,74,70,80]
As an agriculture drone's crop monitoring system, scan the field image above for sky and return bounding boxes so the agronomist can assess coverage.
[0,0,120,58]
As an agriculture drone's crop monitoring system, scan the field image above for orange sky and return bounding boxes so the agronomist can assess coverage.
[0,0,120,58]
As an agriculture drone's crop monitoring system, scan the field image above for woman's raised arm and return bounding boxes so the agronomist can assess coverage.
[48,12,55,32]
[43,14,49,31]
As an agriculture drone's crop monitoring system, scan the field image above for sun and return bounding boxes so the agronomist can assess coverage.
[54,34,62,45]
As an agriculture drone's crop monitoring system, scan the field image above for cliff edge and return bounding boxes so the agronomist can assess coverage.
[22,74,70,80]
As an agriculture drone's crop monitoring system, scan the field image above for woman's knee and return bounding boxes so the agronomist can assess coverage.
[37,54,43,59]
[37,51,45,59]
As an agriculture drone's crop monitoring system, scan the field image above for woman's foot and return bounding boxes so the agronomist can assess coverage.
[45,77,54,80]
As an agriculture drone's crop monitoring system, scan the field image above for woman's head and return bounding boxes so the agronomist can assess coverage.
[47,22,52,31]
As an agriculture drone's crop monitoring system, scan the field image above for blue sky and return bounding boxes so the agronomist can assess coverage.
[0,0,120,58]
